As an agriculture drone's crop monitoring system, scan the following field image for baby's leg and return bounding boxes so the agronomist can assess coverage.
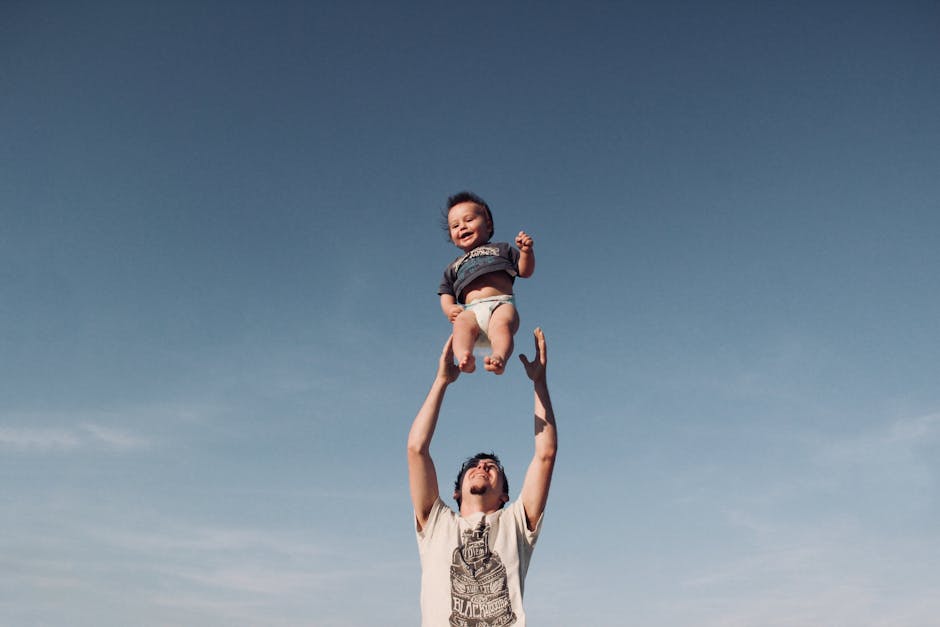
[483,304,519,375]
[452,309,479,373]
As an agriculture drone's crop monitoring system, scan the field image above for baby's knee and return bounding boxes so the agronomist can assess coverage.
[491,305,519,330]
[454,310,478,330]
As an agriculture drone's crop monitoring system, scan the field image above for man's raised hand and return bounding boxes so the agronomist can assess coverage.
[518,327,547,382]
[438,335,461,384]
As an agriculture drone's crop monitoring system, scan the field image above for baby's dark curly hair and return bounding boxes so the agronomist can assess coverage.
[440,191,495,241]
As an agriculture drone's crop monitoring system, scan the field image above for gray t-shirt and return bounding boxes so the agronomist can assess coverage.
[439,242,521,304]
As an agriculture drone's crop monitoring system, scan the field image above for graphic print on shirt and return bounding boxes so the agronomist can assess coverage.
[454,246,505,285]
[449,517,516,627]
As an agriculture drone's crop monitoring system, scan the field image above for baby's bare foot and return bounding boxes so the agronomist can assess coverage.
[458,352,476,373]
[484,355,506,375]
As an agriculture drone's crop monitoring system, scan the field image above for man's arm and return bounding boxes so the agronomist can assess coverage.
[518,328,557,531]
[408,336,459,531]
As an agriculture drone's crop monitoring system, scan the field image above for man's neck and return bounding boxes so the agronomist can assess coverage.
[459,498,503,518]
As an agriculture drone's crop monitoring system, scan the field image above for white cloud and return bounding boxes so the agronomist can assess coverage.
[0,402,225,452]
[674,514,940,627]
[0,424,150,452]
[169,565,328,596]
[820,412,940,463]
[100,525,325,559]
[81,423,149,450]
[0,427,81,450]
[811,411,940,496]
[653,411,940,627]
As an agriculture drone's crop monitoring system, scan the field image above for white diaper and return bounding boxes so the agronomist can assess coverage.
[463,295,515,349]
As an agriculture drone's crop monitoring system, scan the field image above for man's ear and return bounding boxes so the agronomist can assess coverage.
[453,490,460,502]
[500,493,509,505]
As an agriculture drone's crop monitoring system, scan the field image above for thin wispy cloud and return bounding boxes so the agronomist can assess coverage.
[812,411,940,490]
[99,525,326,559]
[821,412,940,460]
[0,427,81,450]
[676,515,940,627]
[170,566,328,596]
[0,424,150,452]
[0,401,227,453]
[96,521,414,584]
[81,423,150,450]
[652,411,940,626]
[22,517,419,624]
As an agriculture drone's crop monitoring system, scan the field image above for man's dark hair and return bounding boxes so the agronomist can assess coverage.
[453,451,509,508]
[442,191,495,240]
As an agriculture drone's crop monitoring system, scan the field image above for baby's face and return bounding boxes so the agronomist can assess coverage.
[448,202,491,251]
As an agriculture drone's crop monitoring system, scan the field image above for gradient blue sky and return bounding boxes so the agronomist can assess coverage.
[2,2,939,625]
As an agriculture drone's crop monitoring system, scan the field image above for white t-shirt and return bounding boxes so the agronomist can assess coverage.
[416,497,542,626]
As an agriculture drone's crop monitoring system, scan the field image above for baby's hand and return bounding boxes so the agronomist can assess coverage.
[446,305,463,323]
[515,231,534,252]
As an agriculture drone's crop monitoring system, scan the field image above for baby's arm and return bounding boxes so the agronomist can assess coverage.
[516,231,535,278]
[440,294,463,323]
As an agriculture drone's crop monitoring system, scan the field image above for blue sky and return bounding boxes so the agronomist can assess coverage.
[2,1,939,625]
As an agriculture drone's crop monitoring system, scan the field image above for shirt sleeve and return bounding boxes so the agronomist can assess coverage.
[416,497,448,543]
[504,243,521,271]
[511,499,542,548]
[438,265,456,296]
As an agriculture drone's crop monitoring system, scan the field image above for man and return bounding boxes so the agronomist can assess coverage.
[408,328,558,626]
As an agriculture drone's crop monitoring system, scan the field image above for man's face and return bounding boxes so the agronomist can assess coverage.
[460,458,506,502]
[448,202,491,251]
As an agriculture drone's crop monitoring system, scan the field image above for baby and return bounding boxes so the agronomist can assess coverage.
[438,191,534,374]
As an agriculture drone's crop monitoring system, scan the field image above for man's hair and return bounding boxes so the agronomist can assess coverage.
[442,191,495,240]
[453,451,509,508]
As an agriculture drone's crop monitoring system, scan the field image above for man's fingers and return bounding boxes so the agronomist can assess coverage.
[531,327,547,365]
